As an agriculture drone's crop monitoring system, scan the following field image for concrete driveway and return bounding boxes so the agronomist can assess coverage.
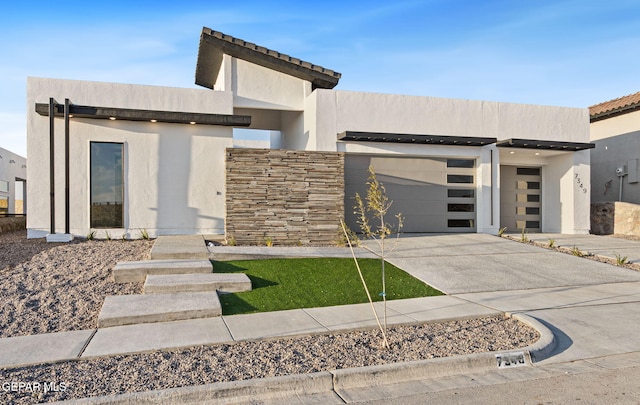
[375,233,640,367]
[377,233,640,294]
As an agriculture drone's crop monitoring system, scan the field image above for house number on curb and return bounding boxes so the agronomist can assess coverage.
[575,173,588,194]
[496,352,527,368]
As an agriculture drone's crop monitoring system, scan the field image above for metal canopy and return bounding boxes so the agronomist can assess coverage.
[496,138,595,151]
[35,103,252,127]
[338,131,497,146]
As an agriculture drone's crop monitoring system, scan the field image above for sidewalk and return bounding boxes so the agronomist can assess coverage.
[0,295,501,368]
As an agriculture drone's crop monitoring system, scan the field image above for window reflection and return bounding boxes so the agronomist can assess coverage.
[90,142,123,228]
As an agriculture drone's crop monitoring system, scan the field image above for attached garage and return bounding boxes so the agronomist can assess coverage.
[344,155,477,233]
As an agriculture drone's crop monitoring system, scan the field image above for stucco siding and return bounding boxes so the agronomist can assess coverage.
[26,77,234,238]
[232,59,307,110]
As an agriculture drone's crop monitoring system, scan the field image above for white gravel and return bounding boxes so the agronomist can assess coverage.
[0,231,152,338]
[0,230,540,404]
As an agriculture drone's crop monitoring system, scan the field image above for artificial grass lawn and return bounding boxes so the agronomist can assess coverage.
[214,258,443,315]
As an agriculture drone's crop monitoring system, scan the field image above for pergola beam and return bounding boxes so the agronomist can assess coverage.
[36,103,251,127]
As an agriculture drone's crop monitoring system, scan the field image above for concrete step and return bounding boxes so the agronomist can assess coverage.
[144,273,252,294]
[98,292,221,328]
[113,259,213,283]
[150,235,210,260]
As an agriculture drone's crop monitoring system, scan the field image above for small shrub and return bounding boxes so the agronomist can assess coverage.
[548,239,555,248]
[226,234,236,246]
[295,239,303,247]
[121,233,127,241]
[335,224,359,247]
[87,230,96,240]
[264,236,273,247]
[615,253,629,266]
[520,227,528,243]
[497,227,507,237]
[140,229,150,240]
[571,246,584,257]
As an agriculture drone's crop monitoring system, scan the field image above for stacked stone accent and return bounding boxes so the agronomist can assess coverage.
[226,149,344,246]
[591,201,640,236]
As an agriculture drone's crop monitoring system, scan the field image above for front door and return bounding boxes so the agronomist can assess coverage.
[500,166,541,232]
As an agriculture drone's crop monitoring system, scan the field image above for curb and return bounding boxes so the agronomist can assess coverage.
[509,312,557,362]
[61,313,557,404]
[63,372,334,404]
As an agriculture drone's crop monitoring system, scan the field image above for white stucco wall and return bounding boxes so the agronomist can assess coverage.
[305,89,590,150]
[0,147,27,214]
[27,77,234,238]
[591,110,640,141]
[477,145,500,234]
[231,59,310,111]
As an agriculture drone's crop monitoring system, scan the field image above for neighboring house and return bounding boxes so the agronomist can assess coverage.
[590,91,640,203]
[26,27,593,242]
[0,147,26,216]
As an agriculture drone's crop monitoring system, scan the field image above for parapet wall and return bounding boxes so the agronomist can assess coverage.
[591,201,640,236]
[225,149,344,245]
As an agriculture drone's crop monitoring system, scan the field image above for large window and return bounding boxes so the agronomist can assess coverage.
[90,142,124,228]
[0,180,8,193]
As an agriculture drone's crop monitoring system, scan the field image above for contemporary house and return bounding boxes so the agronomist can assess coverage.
[590,91,640,203]
[0,147,26,216]
[589,91,640,236]
[27,27,594,243]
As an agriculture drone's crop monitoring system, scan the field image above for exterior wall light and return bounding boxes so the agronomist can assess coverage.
[109,117,116,120]
[190,121,196,125]
[150,119,157,123]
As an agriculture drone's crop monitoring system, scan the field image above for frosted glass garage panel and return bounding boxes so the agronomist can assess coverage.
[345,155,476,233]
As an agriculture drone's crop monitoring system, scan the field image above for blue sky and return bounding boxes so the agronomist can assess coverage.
[1,0,640,157]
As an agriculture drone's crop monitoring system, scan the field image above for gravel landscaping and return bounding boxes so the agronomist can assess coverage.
[0,231,152,337]
[0,230,540,403]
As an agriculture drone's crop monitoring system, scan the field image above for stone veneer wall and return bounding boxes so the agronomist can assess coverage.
[226,149,344,245]
[591,201,640,236]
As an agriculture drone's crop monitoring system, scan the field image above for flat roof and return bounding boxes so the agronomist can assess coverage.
[496,138,595,151]
[36,102,251,127]
[338,131,497,146]
[195,27,341,90]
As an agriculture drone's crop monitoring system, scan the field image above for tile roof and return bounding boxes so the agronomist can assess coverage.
[195,27,341,90]
[589,91,640,121]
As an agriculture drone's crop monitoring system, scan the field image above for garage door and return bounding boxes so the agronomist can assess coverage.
[344,155,476,233]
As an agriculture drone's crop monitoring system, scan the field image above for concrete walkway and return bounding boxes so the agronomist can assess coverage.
[3,232,640,403]
[0,296,500,368]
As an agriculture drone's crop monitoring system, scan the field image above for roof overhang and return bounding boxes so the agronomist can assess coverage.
[496,138,595,151]
[196,27,341,90]
[35,103,251,127]
[338,131,497,146]
[590,103,640,122]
